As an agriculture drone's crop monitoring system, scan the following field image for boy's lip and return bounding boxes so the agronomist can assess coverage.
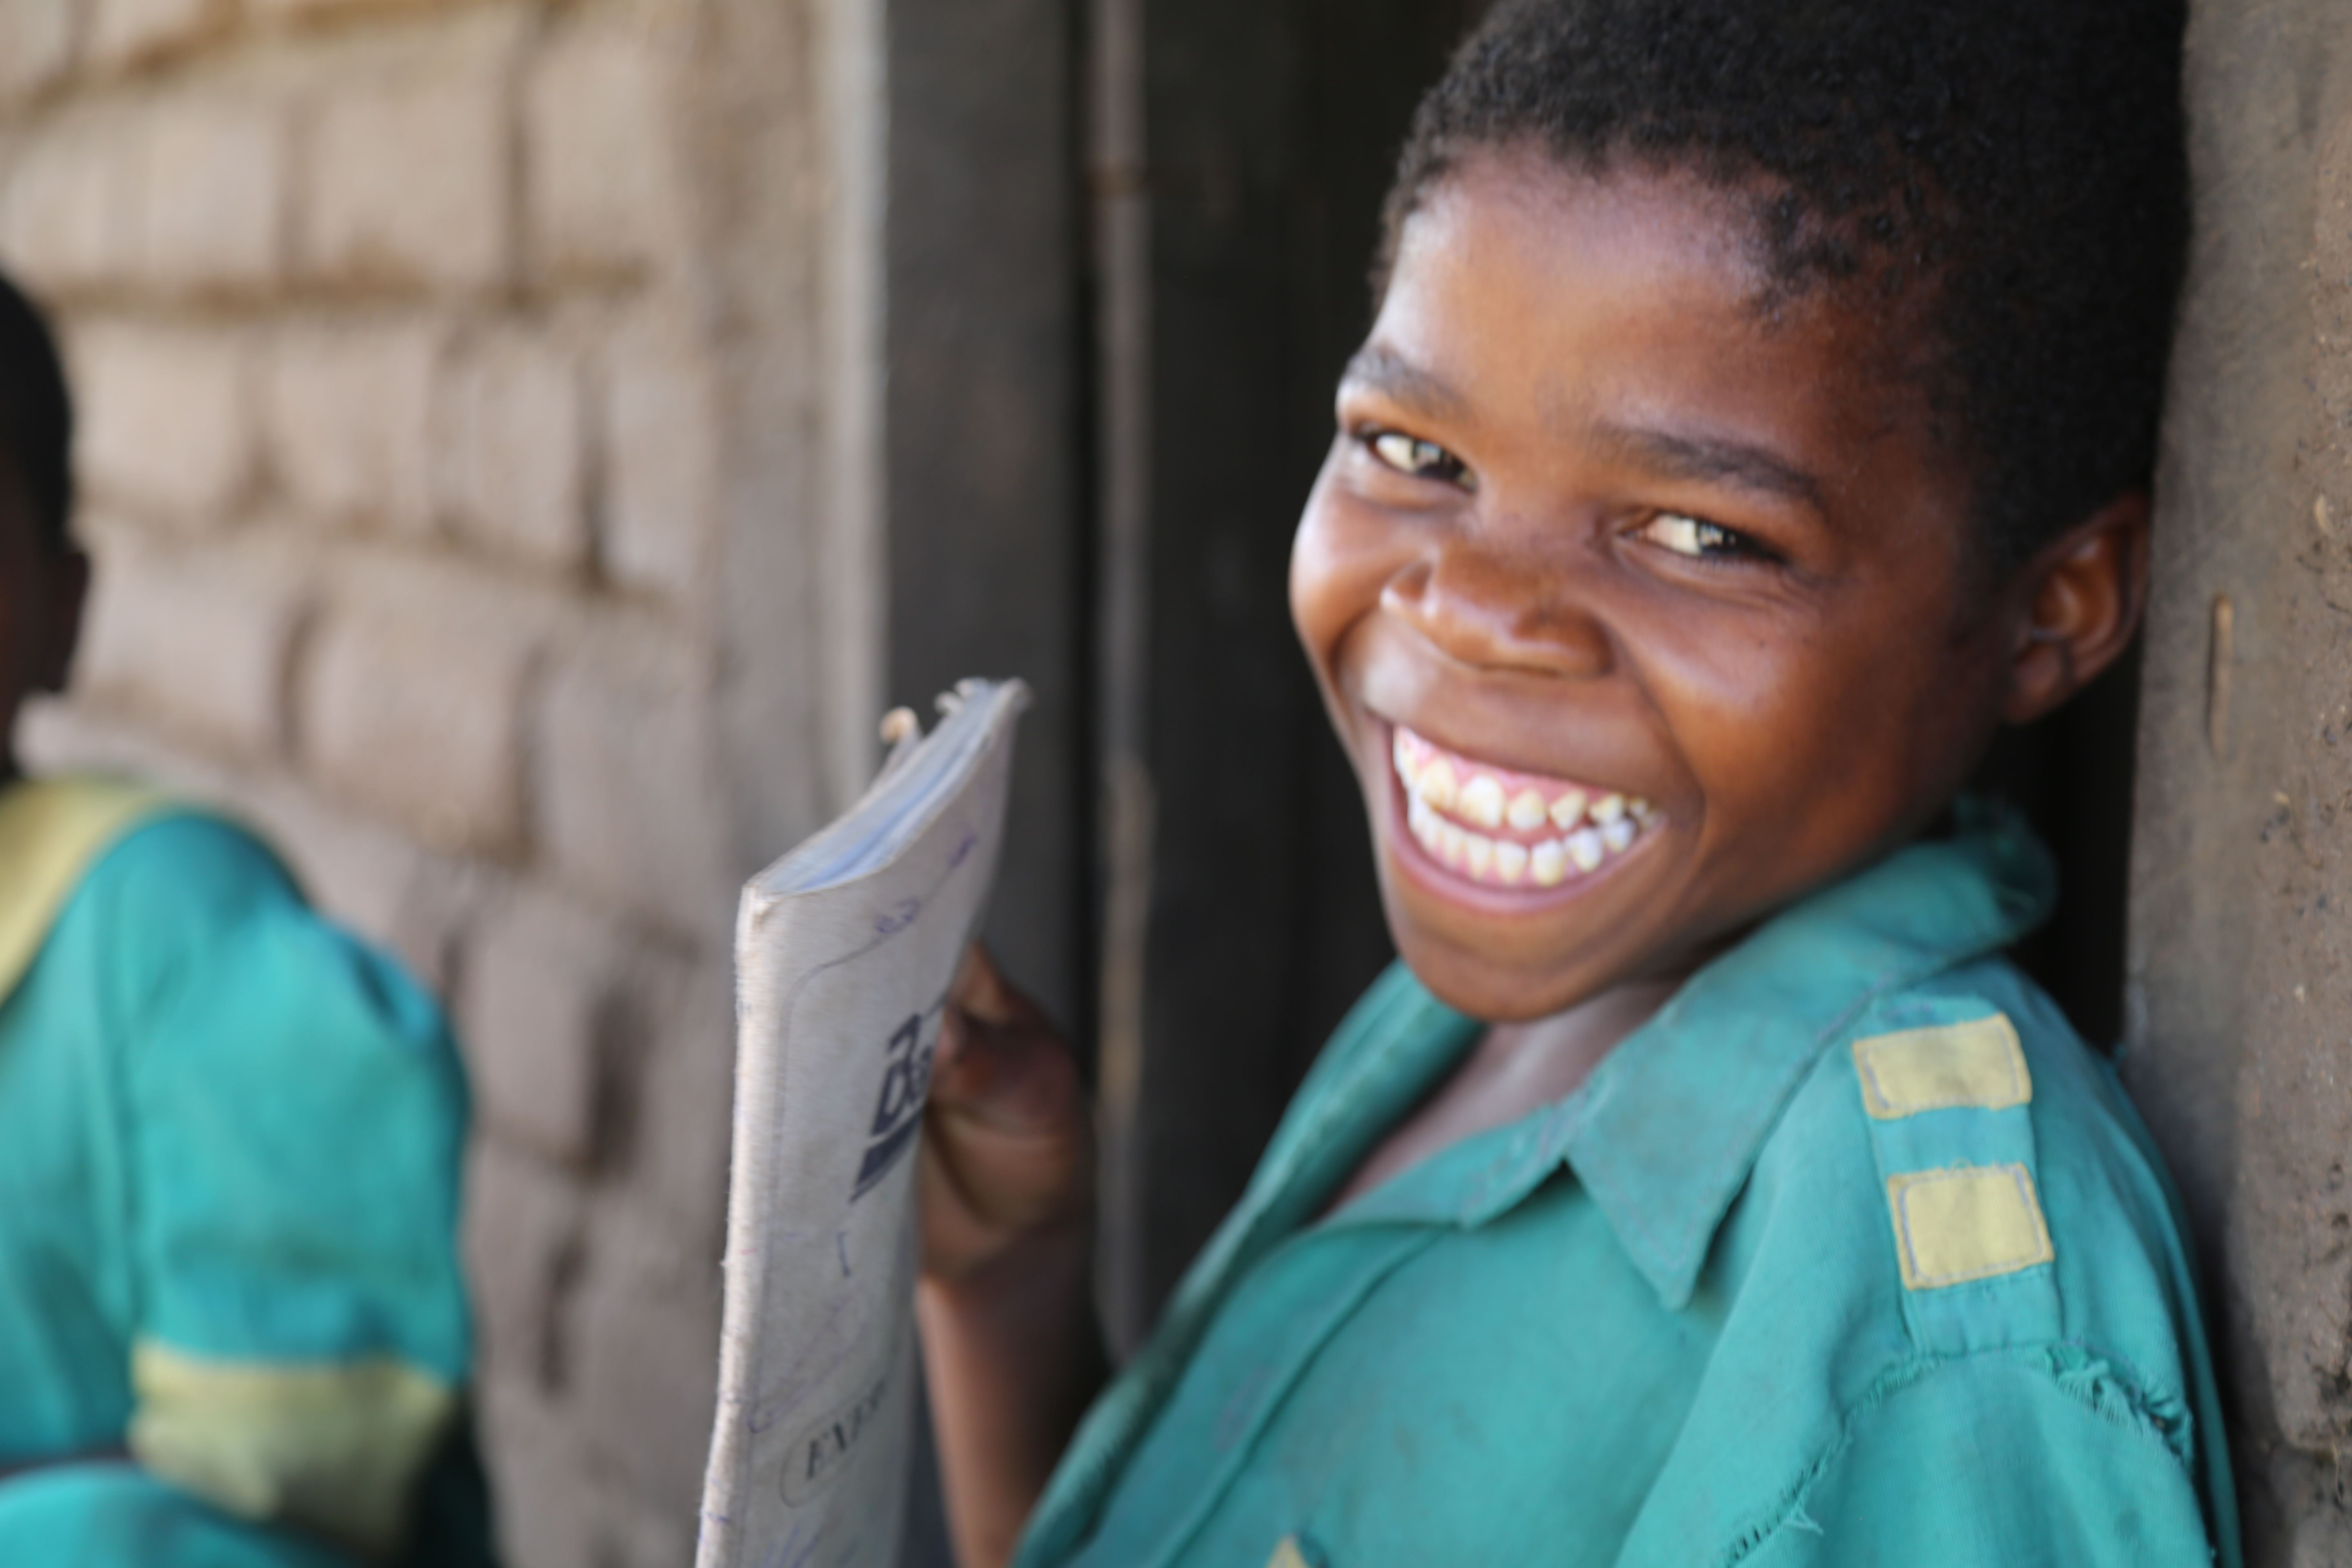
[1377,719,1663,907]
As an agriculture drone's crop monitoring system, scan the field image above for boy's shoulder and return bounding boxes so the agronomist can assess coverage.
[9,777,343,1020]
[1633,954,2238,1566]
[58,791,303,954]
[0,778,275,1000]
[1743,953,2210,1408]
[71,791,294,899]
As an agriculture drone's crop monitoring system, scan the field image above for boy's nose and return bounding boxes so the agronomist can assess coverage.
[1379,542,1613,679]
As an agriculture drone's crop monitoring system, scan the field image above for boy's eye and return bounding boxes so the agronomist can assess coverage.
[1634,512,1772,562]
[1365,430,1470,486]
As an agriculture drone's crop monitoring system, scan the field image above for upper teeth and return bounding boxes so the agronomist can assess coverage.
[1458,774,1506,831]
[1392,725,1655,889]
[1421,756,1459,811]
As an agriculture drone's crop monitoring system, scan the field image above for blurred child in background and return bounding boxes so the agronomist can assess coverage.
[0,274,492,1566]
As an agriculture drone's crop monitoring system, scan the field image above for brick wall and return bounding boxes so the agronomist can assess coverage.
[0,0,870,1560]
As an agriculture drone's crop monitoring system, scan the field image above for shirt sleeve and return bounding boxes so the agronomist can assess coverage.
[89,816,472,1559]
[1743,1352,2218,1568]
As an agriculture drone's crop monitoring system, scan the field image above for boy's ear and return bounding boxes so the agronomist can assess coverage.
[2000,491,2150,725]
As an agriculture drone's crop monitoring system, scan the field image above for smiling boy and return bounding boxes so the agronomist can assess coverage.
[916,1,2235,1565]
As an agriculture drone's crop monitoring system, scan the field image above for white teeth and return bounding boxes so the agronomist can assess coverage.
[1407,804,1655,886]
[1459,774,1506,831]
[1567,828,1604,873]
[1395,726,1662,886]
[1464,833,1495,877]
[1421,757,1459,811]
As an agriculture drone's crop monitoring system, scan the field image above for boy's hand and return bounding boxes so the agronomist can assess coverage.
[918,949,1106,1568]
[920,945,1094,1285]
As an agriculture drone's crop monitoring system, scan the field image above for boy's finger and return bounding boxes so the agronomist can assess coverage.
[930,1015,1082,1137]
[949,942,1031,1027]
[919,1127,1089,1278]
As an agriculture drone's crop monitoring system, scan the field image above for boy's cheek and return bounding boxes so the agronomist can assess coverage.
[1290,489,1423,662]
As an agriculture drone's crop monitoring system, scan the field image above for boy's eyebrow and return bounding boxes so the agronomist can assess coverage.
[1593,421,1828,511]
[1340,345,1469,421]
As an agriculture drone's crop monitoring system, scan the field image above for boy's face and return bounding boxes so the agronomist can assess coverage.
[1292,153,2045,1022]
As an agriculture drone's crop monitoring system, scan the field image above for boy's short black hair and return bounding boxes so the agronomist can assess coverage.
[0,273,74,551]
[1384,0,2189,575]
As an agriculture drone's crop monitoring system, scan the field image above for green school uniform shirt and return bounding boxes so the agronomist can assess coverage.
[0,780,478,1566]
[1018,803,2240,1568]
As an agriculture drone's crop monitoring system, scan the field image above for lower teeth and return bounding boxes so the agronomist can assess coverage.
[1406,806,1646,885]
[1567,829,1604,872]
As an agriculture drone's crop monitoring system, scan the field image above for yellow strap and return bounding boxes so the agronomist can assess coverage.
[1851,1012,2030,1119]
[130,1340,458,1558]
[0,776,167,1004]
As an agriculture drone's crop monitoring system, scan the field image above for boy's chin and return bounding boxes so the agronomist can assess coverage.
[1379,892,1642,1025]
[1369,824,1683,1022]
[1418,964,1610,1025]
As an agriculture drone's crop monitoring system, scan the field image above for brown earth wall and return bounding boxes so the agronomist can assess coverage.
[2128,3,2352,1562]
[0,0,870,1560]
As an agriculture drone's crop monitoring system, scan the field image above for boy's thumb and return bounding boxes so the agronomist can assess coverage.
[950,942,1024,1026]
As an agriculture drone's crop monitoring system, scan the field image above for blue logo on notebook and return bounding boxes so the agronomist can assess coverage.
[852,1011,937,1200]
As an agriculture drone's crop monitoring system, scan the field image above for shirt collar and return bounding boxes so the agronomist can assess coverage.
[1558,799,2055,1309]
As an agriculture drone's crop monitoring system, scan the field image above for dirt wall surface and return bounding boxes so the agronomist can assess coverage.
[0,0,879,1560]
[2126,4,2352,1561]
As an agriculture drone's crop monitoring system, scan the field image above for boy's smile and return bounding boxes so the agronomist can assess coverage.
[1390,722,1658,891]
[1293,153,2053,1023]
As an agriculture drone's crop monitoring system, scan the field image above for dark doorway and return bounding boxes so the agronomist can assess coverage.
[1091,0,1494,1345]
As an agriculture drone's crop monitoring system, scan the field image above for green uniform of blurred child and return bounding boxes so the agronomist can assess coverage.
[0,278,491,1564]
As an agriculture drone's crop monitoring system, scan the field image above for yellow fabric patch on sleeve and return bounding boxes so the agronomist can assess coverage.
[1266,1537,1316,1568]
[129,1341,457,1559]
[0,776,164,1005]
[1885,1163,2055,1290]
[1851,1012,2029,1119]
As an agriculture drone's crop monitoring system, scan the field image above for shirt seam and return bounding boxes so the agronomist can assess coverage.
[1138,1230,1441,1568]
[1601,942,2002,1303]
[1714,1343,2200,1567]
[1022,980,1462,1568]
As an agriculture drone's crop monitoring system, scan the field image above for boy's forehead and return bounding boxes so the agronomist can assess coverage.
[1375,152,1947,466]
[1402,154,1771,314]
